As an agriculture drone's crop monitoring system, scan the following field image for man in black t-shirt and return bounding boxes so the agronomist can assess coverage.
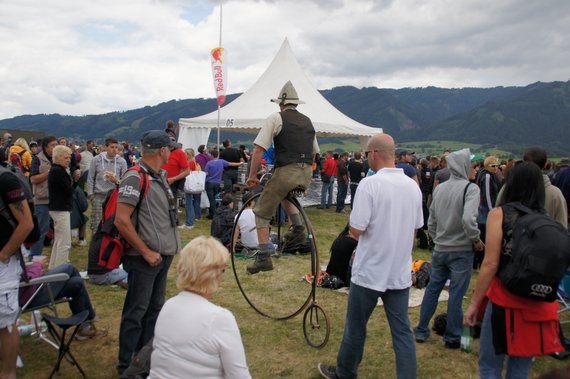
[219,139,242,193]
[0,167,34,379]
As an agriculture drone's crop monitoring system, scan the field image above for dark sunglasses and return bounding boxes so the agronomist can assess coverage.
[364,149,378,158]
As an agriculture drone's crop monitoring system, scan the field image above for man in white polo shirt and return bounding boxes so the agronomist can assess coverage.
[318,133,423,379]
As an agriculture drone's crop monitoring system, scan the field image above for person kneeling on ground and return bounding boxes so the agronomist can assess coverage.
[20,258,104,340]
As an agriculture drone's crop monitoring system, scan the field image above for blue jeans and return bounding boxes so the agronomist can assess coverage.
[337,284,416,379]
[206,181,221,218]
[320,178,335,208]
[29,204,50,258]
[89,268,128,286]
[28,263,96,321]
[117,254,173,374]
[336,183,348,212]
[184,192,201,226]
[479,302,533,378]
[414,250,473,343]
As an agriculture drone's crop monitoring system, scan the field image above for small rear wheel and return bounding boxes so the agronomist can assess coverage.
[302,303,330,348]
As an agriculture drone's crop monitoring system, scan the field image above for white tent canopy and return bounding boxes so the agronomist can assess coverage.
[178,38,382,151]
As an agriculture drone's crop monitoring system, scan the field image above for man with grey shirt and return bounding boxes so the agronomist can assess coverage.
[414,148,484,349]
[87,137,127,234]
[115,130,181,375]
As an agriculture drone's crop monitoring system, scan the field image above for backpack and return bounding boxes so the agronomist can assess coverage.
[8,151,25,173]
[412,259,431,289]
[210,206,236,247]
[88,166,149,272]
[119,337,153,379]
[499,203,570,302]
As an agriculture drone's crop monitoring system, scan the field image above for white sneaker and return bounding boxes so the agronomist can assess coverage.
[77,239,87,247]
[178,224,195,230]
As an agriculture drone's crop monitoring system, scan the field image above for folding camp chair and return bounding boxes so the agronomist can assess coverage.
[19,271,71,349]
[43,309,89,378]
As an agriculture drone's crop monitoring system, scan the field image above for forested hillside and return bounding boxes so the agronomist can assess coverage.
[1,81,569,155]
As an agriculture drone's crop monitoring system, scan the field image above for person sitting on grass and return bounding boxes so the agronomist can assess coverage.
[149,236,251,378]
[86,238,129,289]
[233,191,277,255]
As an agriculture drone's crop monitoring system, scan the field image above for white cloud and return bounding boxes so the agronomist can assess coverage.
[0,0,568,119]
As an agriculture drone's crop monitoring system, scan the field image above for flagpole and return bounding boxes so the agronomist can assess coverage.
[216,0,223,150]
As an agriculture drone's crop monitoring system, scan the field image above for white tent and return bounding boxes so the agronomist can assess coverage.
[178,38,382,151]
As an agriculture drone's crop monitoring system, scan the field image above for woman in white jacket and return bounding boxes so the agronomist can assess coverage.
[149,236,251,379]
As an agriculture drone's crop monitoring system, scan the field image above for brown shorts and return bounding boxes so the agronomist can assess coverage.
[254,163,312,227]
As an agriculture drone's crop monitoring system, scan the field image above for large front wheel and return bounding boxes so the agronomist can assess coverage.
[230,192,317,320]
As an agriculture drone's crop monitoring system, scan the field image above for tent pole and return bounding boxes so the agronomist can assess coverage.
[217,0,222,150]
[217,105,221,150]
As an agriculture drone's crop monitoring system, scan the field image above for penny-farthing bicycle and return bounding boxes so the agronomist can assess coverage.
[230,178,330,348]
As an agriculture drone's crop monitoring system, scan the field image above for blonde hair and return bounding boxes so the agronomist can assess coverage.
[185,148,195,160]
[14,137,30,152]
[484,156,499,168]
[176,236,229,297]
[52,145,72,161]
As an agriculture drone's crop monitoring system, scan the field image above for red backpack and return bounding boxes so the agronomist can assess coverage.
[88,166,150,271]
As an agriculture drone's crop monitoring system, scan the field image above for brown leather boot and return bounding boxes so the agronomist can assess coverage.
[246,252,274,274]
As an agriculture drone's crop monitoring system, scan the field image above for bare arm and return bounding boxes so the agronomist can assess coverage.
[167,167,190,185]
[246,145,265,189]
[463,207,503,326]
[348,225,364,241]
[0,200,33,262]
[114,203,162,267]
[30,170,49,185]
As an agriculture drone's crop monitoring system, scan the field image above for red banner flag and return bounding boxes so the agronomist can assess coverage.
[210,47,227,106]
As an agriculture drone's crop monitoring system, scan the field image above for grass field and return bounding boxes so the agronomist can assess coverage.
[14,206,570,378]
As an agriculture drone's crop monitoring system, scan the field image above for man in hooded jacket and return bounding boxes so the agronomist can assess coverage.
[87,137,128,234]
[414,148,484,349]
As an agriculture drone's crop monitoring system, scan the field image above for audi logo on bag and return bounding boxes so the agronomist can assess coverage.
[530,284,553,296]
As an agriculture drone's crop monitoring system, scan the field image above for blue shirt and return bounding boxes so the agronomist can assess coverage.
[204,159,229,184]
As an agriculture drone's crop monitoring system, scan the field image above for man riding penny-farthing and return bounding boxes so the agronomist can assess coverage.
[230,81,329,347]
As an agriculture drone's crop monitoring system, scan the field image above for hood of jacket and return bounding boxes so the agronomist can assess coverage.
[447,148,472,181]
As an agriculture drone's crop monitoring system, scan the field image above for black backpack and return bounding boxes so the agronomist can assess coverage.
[499,203,570,302]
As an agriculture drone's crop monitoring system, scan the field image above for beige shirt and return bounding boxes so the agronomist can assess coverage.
[254,109,319,154]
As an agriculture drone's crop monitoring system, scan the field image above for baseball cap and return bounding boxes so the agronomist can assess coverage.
[396,148,415,157]
[141,130,177,149]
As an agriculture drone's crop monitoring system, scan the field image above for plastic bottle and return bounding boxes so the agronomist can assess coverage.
[460,325,473,353]
[18,324,35,337]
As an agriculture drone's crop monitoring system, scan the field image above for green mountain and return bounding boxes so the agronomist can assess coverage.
[2,81,569,155]
[420,81,570,156]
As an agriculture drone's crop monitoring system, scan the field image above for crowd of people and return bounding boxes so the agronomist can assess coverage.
[2,82,570,379]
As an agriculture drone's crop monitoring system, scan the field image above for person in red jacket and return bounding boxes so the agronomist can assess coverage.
[161,142,189,214]
[318,151,337,209]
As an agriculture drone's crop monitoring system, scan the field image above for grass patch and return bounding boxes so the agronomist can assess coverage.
[14,207,569,378]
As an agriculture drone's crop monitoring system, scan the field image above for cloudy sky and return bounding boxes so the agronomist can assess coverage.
[1,0,569,120]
